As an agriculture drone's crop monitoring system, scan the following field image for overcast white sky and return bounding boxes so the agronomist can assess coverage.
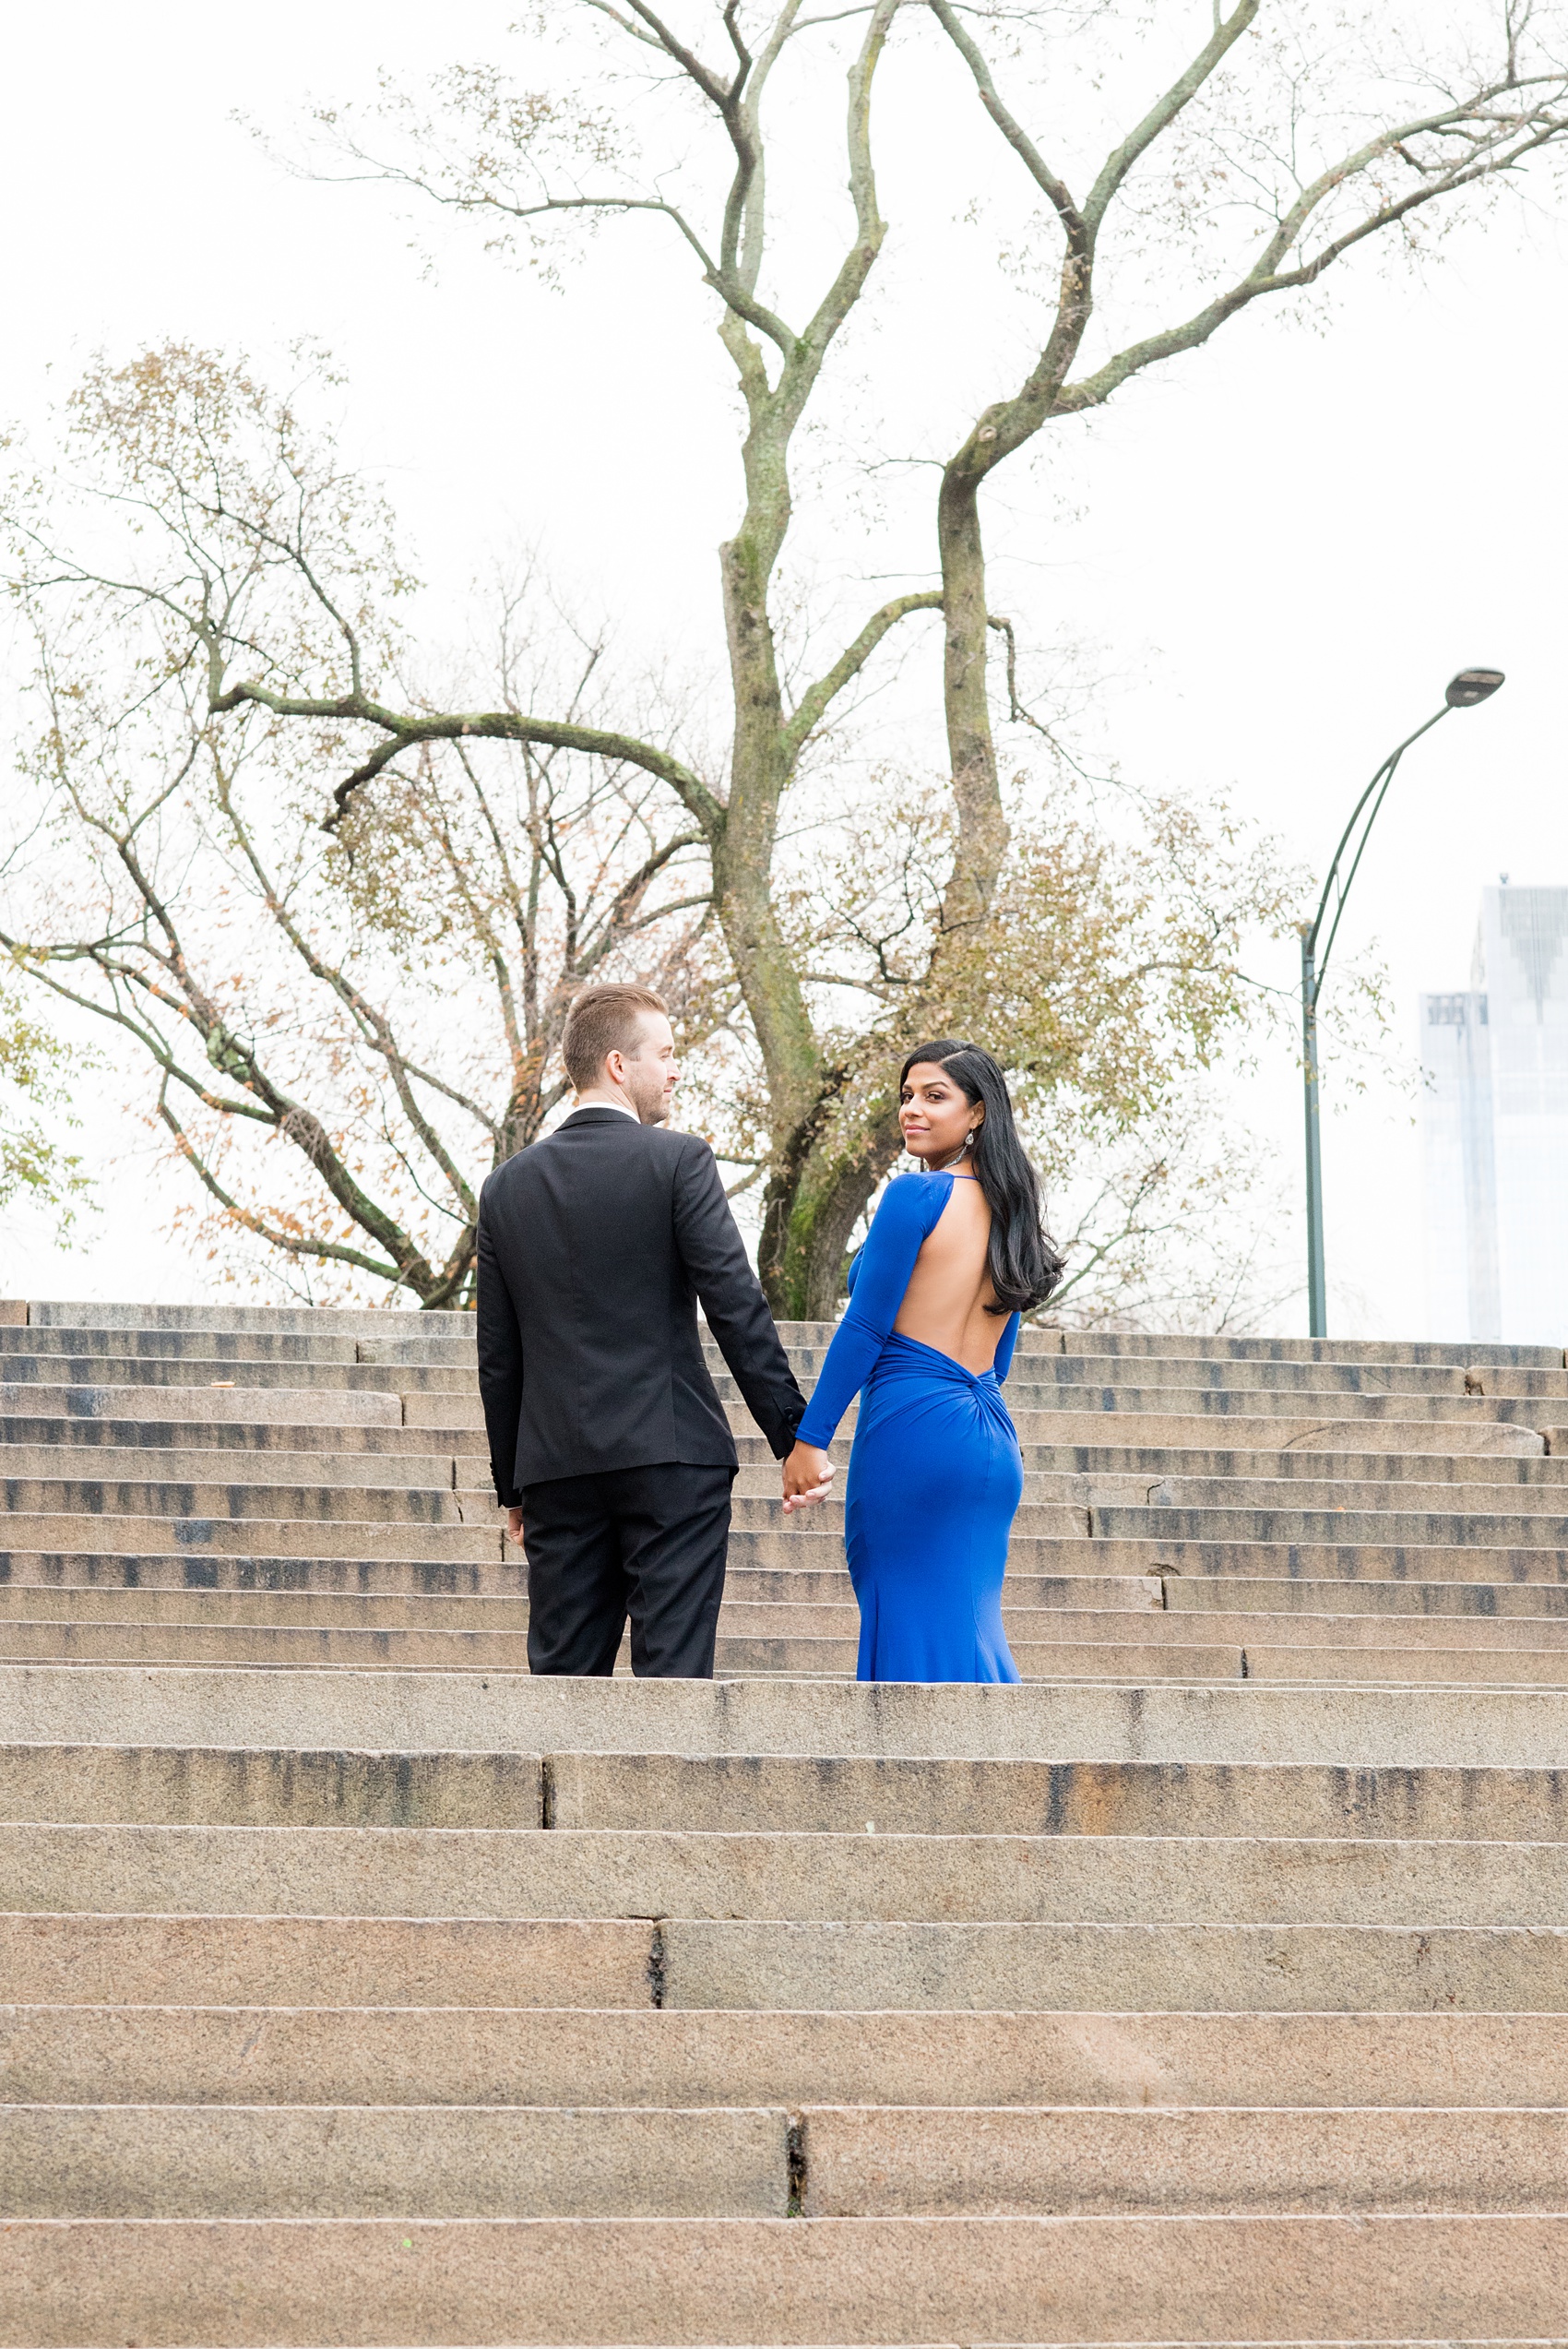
[3,0,1564,1331]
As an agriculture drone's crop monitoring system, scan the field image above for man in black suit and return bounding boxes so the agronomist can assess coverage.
[476,984,810,1677]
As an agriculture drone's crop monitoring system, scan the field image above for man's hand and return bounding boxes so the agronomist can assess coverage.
[505,1506,526,1548]
[781,1441,834,1514]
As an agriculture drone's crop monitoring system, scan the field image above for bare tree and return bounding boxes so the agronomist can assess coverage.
[13,4,1563,1311]
[1,353,715,1305]
[261,1,1568,1310]
[922,0,1568,1008]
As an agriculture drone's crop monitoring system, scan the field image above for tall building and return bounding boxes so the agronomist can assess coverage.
[1420,885,1568,1341]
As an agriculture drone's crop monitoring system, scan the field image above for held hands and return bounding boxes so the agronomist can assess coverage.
[505,1506,526,1548]
[781,1440,835,1514]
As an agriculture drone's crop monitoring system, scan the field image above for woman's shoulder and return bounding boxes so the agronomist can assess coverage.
[872,1169,951,1224]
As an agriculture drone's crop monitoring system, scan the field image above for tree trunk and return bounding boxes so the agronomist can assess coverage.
[759,1102,905,1318]
[934,454,1010,940]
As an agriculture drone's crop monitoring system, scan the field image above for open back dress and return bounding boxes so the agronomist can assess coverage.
[793,1168,1023,1684]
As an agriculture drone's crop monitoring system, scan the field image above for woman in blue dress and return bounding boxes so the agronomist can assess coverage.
[782,1041,1063,1683]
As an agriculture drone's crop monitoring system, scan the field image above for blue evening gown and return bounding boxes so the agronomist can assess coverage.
[793,1169,1023,1684]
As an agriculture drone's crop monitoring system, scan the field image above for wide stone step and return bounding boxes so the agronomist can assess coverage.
[0,1549,520,1592]
[712,1631,1568,1687]
[6,2210,1564,2343]
[23,1741,1568,1842]
[8,2097,1568,2221]
[0,1514,499,1561]
[1086,1471,1568,1508]
[11,1905,1568,2012]
[18,1661,1568,1769]
[1097,1503,1568,1546]
[6,2002,1563,2107]
[0,1414,473,1455]
[1057,1534,1568,1584]
[0,1743,542,1826]
[18,1297,1554,1355]
[727,1556,1568,1616]
[0,1326,366,1362]
[0,1476,469,1520]
[0,1586,532,1629]
[711,1599,1568,1651]
[0,1357,473,1391]
[0,1911,653,2006]
[18,1616,1560,1685]
[1008,1446,1568,1485]
[793,2103,1568,2215]
[0,1444,461,1488]
[25,1585,1568,1656]
[0,1379,403,1424]
[544,1750,1568,1842]
[1,2101,790,2219]
[0,1620,545,1670]
[8,1819,1568,1925]
[20,1300,476,1337]
[1164,1571,1568,1616]
[1050,1332,1566,1365]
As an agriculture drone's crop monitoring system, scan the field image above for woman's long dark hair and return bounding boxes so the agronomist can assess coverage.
[899,1040,1064,1317]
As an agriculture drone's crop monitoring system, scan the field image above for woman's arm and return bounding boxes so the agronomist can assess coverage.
[992,1310,1021,1385]
[793,1174,951,1448]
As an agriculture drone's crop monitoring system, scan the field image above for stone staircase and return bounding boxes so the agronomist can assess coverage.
[6,1295,1568,2342]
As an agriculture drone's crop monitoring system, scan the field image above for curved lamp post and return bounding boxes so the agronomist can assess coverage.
[1301,666,1505,1339]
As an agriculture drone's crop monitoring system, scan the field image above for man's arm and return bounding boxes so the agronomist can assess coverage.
[475,1186,525,1509]
[672,1138,807,1460]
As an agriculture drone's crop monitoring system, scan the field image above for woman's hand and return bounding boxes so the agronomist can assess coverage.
[782,1441,835,1513]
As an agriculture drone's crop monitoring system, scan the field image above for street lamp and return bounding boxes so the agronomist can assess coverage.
[1300,666,1505,1339]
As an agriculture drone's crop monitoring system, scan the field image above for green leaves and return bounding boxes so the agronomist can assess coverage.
[0,970,93,1234]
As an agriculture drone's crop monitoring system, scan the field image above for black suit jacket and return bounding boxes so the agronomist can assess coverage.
[476,1108,806,1501]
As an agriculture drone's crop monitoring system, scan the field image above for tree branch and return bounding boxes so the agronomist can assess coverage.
[208,678,727,840]
[157,1081,410,1287]
[781,588,943,760]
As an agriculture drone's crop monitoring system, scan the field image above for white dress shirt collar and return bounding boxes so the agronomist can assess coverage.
[567,1098,640,1122]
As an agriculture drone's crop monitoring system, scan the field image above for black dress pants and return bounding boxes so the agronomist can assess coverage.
[520,1461,736,1678]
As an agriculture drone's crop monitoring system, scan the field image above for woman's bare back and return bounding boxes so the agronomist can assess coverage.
[893,1173,1004,1372]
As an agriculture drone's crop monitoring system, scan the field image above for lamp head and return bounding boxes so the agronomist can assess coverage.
[1445,668,1505,709]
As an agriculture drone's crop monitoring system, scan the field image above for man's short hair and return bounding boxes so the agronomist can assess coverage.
[561,984,669,1093]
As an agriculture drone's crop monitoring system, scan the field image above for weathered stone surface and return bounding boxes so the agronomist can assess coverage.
[9,1301,1568,2347]
[18,1662,1568,1766]
[6,2212,1568,2344]
[0,1381,400,1423]
[797,2101,1568,2214]
[0,1913,654,2007]
[1,2102,790,2219]
[7,1819,1568,1926]
[0,1742,542,1826]
[6,2005,1567,2109]
[659,1916,1568,2011]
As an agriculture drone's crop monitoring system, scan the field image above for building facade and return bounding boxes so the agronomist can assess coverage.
[1420,886,1568,1342]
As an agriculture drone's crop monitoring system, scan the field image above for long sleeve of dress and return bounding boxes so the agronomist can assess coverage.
[794,1173,952,1447]
[992,1310,1021,1384]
